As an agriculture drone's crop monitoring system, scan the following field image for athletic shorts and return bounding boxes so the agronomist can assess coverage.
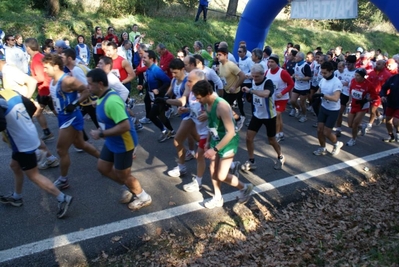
[36,95,55,111]
[385,107,399,119]
[223,91,239,106]
[210,135,239,158]
[12,152,37,171]
[372,96,381,107]
[275,100,288,112]
[292,88,310,96]
[248,116,277,137]
[58,111,84,131]
[198,138,207,150]
[340,94,350,106]
[100,145,134,170]
[310,85,319,91]
[317,106,339,129]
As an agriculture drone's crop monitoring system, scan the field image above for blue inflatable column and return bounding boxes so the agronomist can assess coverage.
[233,0,288,60]
[370,0,399,31]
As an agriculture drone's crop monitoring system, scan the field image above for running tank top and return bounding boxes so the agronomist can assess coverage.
[294,63,310,90]
[188,91,208,138]
[77,44,88,63]
[266,68,289,101]
[111,56,128,82]
[50,74,79,115]
[252,78,277,119]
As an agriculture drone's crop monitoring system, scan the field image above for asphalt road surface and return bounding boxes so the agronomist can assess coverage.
[0,103,397,266]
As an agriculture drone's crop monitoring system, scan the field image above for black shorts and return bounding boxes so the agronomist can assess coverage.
[100,145,133,170]
[292,88,310,96]
[223,91,239,106]
[36,95,54,111]
[12,152,37,171]
[310,85,319,91]
[317,106,339,129]
[340,94,350,106]
[248,116,277,137]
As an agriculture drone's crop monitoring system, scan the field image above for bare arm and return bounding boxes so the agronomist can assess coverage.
[122,59,136,84]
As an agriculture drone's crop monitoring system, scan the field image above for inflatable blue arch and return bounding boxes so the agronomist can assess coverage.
[234,0,399,55]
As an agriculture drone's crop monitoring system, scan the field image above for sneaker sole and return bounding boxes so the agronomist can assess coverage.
[57,197,73,219]
[55,183,70,190]
[128,199,152,211]
[42,136,55,142]
[0,199,23,207]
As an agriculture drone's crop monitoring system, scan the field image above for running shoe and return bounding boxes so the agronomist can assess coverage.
[167,165,187,177]
[298,115,308,123]
[41,133,55,142]
[0,194,23,207]
[57,195,73,219]
[135,123,144,131]
[235,116,246,132]
[204,197,224,209]
[128,195,152,210]
[241,160,257,171]
[274,155,285,170]
[183,178,202,192]
[139,117,152,124]
[158,130,170,143]
[346,138,356,146]
[237,183,254,204]
[313,147,327,156]
[231,161,241,178]
[185,150,196,161]
[54,177,69,190]
[331,141,343,156]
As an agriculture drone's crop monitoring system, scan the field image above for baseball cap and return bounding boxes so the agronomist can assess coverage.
[55,40,68,49]
[356,47,364,53]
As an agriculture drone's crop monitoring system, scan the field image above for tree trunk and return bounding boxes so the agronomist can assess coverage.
[226,0,239,18]
[48,0,60,17]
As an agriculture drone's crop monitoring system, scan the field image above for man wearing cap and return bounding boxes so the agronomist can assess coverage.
[289,51,312,122]
[312,62,343,156]
[346,68,378,146]
[54,40,68,55]
[380,70,399,142]
[335,55,357,137]
[217,46,246,131]
[365,59,392,132]
[265,54,294,142]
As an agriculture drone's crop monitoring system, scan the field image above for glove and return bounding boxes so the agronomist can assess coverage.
[64,102,78,113]
[312,93,324,99]
[0,98,8,110]
[356,98,368,106]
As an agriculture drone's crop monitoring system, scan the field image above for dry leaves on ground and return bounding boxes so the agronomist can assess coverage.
[95,160,399,267]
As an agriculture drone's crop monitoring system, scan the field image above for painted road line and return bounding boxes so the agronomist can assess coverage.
[1,148,398,263]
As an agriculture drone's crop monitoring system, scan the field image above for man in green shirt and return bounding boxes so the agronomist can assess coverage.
[193,40,213,68]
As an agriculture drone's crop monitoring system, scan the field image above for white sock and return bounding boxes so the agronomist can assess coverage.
[56,193,65,202]
[137,190,149,201]
[195,176,202,185]
[230,161,236,170]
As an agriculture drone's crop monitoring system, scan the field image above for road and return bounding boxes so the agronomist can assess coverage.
[0,103,397,266]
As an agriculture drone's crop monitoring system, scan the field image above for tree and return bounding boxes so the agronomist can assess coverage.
[48,0,60,17]
[226,0,239,18]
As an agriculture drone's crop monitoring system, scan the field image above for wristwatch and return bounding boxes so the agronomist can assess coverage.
[99,129,105,138]
[213,147,219,152]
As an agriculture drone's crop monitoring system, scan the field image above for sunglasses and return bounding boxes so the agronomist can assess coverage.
[238,51,243,53]
[8,39,15,41]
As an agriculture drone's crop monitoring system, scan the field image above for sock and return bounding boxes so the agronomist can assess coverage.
[59,176,68,182]
[178,163,186,170]
[137,190,149,201]
[12,192,22,200]
[43,128,51,135]
[195,176,202,185]
[56,192,65,202]
[230,161,236,170]
[367,123,372,128]
[249,158,255,164]
[279,132,284,137]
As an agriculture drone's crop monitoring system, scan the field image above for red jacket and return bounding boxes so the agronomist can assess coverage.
[367,68,392,94]
[159,50,174,78]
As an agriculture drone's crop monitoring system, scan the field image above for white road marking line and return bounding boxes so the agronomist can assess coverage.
[1,148,397,263]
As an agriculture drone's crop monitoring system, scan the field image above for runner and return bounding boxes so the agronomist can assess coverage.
[192,80,253,209]
[87,68,152,210]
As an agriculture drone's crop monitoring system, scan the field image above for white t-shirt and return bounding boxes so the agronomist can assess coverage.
[319,76,342,111]
[107,72,129,102]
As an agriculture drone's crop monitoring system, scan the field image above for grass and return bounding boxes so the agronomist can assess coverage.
[1,2,399,67]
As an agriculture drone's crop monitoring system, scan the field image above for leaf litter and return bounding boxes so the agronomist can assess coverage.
[88,158,399,266]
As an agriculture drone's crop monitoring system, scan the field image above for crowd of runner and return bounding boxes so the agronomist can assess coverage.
[0,24,398,218]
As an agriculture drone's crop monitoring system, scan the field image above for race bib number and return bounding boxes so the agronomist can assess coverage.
[54,98,61,112]
[253,95,263,107]
[190,102,201,118]
[208,127,220,141]
[351,89,362,100]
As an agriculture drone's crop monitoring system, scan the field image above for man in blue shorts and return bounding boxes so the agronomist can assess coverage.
[88,68,152,210]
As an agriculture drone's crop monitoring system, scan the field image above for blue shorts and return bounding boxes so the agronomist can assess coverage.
[58,110,84,131]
